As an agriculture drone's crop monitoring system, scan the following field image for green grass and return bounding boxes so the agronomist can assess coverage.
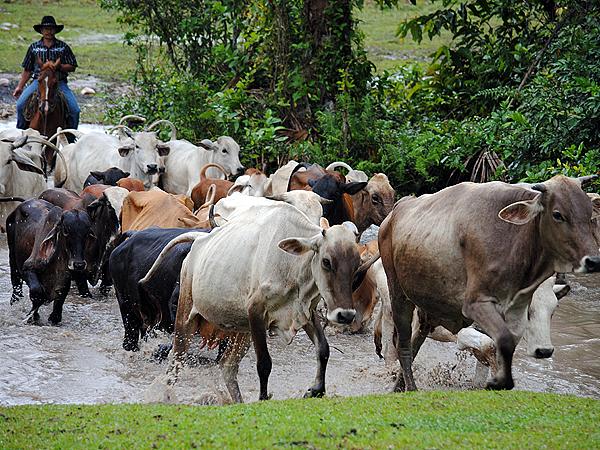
[356,1,451,73]
[1,391,598,448]
[0,1,449,80]
[0,0,135,80]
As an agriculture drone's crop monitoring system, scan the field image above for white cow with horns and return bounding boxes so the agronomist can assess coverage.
[141,202,366,403]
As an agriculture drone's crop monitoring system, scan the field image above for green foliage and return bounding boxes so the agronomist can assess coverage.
[1,392,599,448]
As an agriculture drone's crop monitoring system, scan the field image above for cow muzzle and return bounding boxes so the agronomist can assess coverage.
[327,308,356,325]
[69,260,87,271]
[578,255,600,273]
[146,164,158,175]
[533,347,554,359]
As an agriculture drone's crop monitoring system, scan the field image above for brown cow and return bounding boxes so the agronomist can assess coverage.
[190,163,232,211]
[120,188,206,231]
[117,177,146,192]
[379,175,600,392]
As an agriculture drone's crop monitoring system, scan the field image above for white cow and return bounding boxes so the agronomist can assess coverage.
[160,137,244,195]
[0,134,59,228]
[141,203,362,403]
[54,128,170,192]
[213,190,330,226]
[374,270,568,385]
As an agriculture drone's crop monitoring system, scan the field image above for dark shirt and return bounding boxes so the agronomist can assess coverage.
[21,39,77,82]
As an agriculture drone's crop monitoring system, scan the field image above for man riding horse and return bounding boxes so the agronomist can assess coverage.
[12,16,80,135]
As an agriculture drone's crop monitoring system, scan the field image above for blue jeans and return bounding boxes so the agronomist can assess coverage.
[16,80,80,131]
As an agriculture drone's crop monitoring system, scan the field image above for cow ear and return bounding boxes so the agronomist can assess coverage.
[498,197,543,225]
[118,144,134,157]
[156,142,170,156]
[38,227,59,264]
[320,217,330,230]
[279,235,320,255]
[10,152,44,175]
[198,139,214,151]
[343,181,368,195]
[342,221,359,237]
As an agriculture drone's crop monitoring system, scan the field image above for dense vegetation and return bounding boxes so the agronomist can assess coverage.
[2,391,599,448]
[99,0,599,194]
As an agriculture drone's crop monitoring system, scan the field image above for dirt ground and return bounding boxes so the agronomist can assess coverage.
[0,71,131,124]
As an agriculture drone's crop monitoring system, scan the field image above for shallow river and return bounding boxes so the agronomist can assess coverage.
[0,233,598,406]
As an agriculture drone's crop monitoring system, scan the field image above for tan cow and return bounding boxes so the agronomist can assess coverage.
[379,175,600,391]
[120,188,205,231]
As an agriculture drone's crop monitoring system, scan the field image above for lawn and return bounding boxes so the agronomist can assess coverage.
[1,391,598,448]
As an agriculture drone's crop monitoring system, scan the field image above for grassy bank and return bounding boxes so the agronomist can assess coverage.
[0,0,135,80]
[1,391,598,448]
[357,1,451,73]
[0,1,445,80]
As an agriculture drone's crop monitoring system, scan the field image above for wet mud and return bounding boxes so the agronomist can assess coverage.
[0,233,598,406]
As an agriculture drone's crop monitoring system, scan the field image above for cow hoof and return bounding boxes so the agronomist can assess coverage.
[25,312,40,324]
[10,294,22,305]
[304,387,325,398]
[48,314,62,326]
[99,285,112,296]
[259,393,273,401]
[485,377,514,390]
[152,343,172,362]
[123,341,140,352]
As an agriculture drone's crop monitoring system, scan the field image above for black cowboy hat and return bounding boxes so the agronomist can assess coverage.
[33,16,64,34]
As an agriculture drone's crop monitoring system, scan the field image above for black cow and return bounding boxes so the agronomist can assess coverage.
[109,227,209,352]
[288,163,367,225]
[7,199,96,324]
[38,188,120,297]
[83,167,130,187]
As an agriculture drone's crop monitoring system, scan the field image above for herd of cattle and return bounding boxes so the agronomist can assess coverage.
[0,118,599,403]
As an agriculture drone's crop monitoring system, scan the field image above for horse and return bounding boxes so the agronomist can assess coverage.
[25,57,68,172]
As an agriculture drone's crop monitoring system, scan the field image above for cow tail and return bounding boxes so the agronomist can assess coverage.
[138,232,208,286]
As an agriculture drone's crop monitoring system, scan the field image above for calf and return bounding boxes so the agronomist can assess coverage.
[83,167,130,187]
[7,199,95,324]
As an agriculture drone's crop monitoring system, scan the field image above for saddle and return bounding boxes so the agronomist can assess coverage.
[23,89,68,122]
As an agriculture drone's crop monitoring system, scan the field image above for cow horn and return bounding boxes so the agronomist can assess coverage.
[531,183,547,193]
[24,136,68,179]
[325,161,353,172]
[145,119,177,141]
[108,124,134,138]
[0,196,26,202]
[575,174,598,188]
[10,135,28,149]
[118,115,146,126]
[352,251,380,291]
[46,128,83,143]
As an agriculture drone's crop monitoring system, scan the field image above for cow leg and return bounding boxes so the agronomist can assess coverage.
[48,288,69,325]
[167,272,200,384]
[23,271,45,323]
[9,262,23,304]
[410,308,433,359]
[303,312,330,398]
[248,302,272,401]
[463,297,516,390]
[219,333,251,403]
[389,288,417,392]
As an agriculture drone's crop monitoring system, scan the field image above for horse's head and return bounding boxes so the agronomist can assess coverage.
[36,57,60,114]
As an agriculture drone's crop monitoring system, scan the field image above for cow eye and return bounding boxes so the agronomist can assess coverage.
[222,148,228,154]
[322,258,332,271]
[371,194,382,205]
[552,211,565,222]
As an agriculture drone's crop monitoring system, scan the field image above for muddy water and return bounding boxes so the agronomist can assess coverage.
[0,234,598,406]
